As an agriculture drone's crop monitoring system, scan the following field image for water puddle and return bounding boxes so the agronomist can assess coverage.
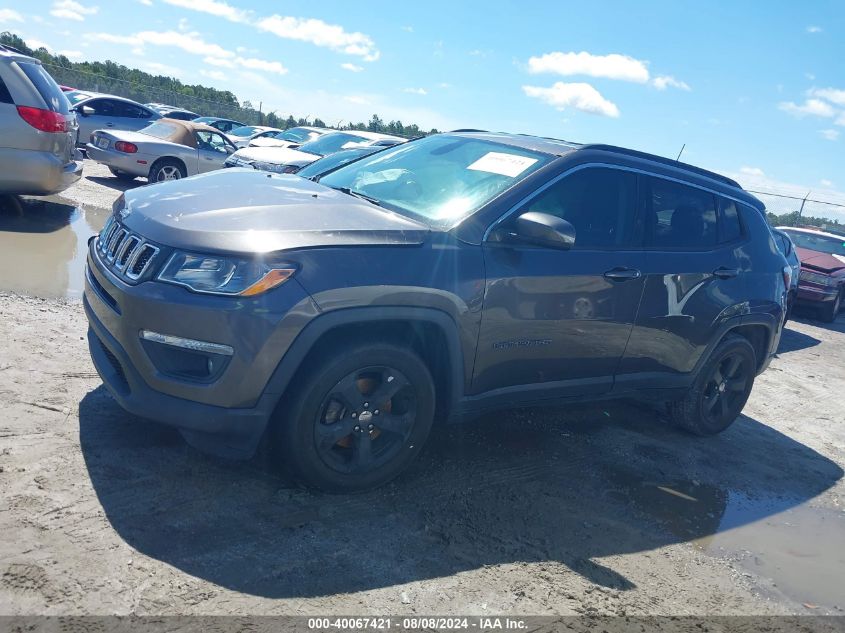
[0,195,109,299]
[611,477,845,610]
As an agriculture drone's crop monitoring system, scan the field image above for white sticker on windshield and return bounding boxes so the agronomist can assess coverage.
[467,152,538,178]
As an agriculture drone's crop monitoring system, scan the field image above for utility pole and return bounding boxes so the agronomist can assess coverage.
[798,191,811,219]
[258,101,262,125]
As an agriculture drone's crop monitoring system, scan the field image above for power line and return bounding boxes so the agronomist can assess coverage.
[746,189,845,209]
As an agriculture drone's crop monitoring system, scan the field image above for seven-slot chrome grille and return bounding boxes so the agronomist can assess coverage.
[96,216,160,281]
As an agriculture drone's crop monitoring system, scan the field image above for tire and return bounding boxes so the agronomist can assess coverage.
[668,334,756,436]
[273,342,435,492]
[148,158,186,183]
[108,167,136,181]
[819,289,842,323]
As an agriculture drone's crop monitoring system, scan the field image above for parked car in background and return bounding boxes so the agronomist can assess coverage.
[146,104,199,121]
[248,125,330,148]
[772,228,801,322]
[226,125,283,148]
[0,44,83,195]
[192,116,246,134]
[225,130,405,173]
[777,226,845,322]
[86,118,236,182]
[293,146,385,180]
[69,93,161,147]
[85,132,787,491]
[59,84,75,92]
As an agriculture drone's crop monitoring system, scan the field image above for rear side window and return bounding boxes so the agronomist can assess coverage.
[773,233,791,256]
[645,177,717,249]
[523,167,639,248]
[0,74,12,104]
[16,62,69,113]
[718,198,743,243]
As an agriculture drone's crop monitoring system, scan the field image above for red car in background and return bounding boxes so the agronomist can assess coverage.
[778,226,845,322]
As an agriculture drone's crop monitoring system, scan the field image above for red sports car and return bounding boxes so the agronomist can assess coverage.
[778,226,845,322]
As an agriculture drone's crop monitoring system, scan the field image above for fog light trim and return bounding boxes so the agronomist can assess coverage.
[139,330,234,356]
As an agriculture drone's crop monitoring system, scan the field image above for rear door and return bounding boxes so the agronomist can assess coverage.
[474,166,646,396]
[115,101,156,132]
[616,175,748,385]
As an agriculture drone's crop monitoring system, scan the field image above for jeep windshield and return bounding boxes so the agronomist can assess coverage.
[319,135,551,228]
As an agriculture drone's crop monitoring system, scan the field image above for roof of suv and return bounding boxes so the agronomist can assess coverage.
[0,44,39,64]
[450,130,748,198]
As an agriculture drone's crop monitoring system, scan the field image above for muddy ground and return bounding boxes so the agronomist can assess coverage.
[0,164,843,617]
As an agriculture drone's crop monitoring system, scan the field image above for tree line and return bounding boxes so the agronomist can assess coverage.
[1,31,440,137]
[766,210,844,234]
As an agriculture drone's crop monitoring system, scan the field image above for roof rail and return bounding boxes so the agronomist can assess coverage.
[582,143,742,189]
[0,44,27,55]
[450,128,489,133]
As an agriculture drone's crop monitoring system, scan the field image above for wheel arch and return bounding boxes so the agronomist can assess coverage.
[262,307,466,422]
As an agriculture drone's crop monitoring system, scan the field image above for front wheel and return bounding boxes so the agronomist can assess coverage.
[274,342,435,492]
[668,334,756,435]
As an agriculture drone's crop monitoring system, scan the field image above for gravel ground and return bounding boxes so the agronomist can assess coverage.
[0,165,843,618]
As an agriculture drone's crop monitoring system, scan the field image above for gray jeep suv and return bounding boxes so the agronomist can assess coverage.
[0,45,82,195]
[84,132,788,491]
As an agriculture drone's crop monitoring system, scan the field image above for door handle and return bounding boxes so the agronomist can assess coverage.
[713,267,739,279]
[604,267,642,281]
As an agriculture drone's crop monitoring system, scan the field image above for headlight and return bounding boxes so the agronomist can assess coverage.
[158,251,296,296]
[252,161,299,174]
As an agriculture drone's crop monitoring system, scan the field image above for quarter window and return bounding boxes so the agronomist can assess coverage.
[0,74,13,104]
[645,177,717,248]
[520,167,639,248]
[718,198,742,243]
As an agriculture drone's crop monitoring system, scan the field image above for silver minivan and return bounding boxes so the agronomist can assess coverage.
[0,45,82,196]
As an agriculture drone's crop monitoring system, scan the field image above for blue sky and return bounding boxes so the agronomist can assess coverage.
[3,0,845,219]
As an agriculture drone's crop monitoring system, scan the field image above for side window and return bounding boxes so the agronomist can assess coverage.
[88,99,116,116]
[196,131,230,153]
[0,74,13,104]
[522,167,639,248]
[217,121,233,132]
[646,177,717,249]
[718,198,742,243]
[114,102,144,118]
[774,233,790,255]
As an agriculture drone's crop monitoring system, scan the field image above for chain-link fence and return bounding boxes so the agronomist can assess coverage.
[43,62,263,124]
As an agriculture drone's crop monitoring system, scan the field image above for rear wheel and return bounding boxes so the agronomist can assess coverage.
[820,289,842,323]
[668,334,756,435]
[148,158,186,183]
[273,342,435,492]
[108,167,136,181]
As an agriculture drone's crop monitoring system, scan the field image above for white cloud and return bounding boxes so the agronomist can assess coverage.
[527,51,649,83]
[806,73,816,81]
[341,62,363,72]
[403,87,427,95]
[0,8,24,22]
[778,98,836,118]
[139,60,181,76]
[806,25,822,33]
[652,75,691,91]
[820,129,840,141]
[401,25,413,32]
[740,166,766,177]
[200,68,227,81]
[343,95,370,105]
[438,82,451,89]
[523,82,620,118]
[26,38,53,53]
[161,0,249,23]
[178,18,189,32]
[837,113,845,127]
[50,0,98,21]
[87,30,286,75]
[58,49,84,60]
[821,179,834,187]
[138,0,152,5]
[256,15,379,61]
[808,87,845,106]
[235,56,287,75]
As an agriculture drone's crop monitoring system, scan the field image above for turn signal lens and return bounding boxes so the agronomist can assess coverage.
[240,269,296,296]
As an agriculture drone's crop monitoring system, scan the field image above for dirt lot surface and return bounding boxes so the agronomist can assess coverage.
[0,165,843,618]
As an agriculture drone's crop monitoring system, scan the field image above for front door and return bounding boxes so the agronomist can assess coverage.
[196,130,234,173]
[473,166,646,396]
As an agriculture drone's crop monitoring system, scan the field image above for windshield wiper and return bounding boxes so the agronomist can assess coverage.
[330,186,382,207]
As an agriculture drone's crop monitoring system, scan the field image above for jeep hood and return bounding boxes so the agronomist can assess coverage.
[795,247,845,274]
[117,169,429,254]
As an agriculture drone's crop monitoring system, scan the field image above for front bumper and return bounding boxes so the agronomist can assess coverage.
[797,284,838,304]
[83,237,317,458]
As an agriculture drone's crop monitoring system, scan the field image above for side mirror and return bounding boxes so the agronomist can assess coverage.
[77,105,95,117]
[490,211,576,249]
